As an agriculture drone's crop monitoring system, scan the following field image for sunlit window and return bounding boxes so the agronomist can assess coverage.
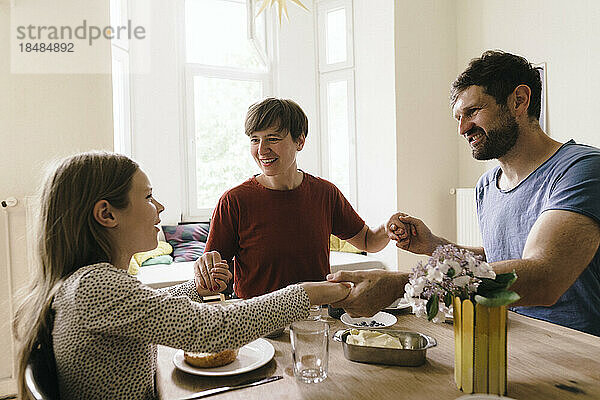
[184,0,270,218]
[317,0,356,204]
[327,80,350,196]
[185,0,266,69]
[191,76,262,210]
[326,8,346,65]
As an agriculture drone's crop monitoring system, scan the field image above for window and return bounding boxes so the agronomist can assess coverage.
[321,73,355,198]
[317,0,356,204]
[183,0,271,219]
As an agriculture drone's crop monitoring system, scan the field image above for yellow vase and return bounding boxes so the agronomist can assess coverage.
[453,297,507,395]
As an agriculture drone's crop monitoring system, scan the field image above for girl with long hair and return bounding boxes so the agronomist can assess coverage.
[13,151,349,399]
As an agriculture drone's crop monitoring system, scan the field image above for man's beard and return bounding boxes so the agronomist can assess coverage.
[471,111,519,160]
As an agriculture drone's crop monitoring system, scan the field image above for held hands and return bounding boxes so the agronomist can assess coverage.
[193,251,233,296]
[300,281,352,306]
[385,212,411,249]
[327,269,408,318]
[387,213,439,256]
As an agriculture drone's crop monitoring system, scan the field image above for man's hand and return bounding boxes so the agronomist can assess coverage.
[389,214,442,255]
[385,212,411,249]
[193,251,232,296]
[327,269,408,317]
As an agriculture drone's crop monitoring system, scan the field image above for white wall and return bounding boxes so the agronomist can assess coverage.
[353,0,398,269]
[276,0,321,175]
[456,0,600,187]
[0,0,113,394]
[129,0,184,225]
[394,0,459,271]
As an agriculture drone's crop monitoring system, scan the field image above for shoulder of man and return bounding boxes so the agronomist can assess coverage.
[476,166,500,191]
[560,140,600,160]
[550,141,600,176]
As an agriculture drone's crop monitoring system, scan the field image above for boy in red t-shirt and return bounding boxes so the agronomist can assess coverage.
[194,98,409,298]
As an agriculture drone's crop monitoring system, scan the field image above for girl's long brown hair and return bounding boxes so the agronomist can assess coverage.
[13,151,138,398]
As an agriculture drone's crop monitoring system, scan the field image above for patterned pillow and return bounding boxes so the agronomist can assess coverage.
[161,223,210,262]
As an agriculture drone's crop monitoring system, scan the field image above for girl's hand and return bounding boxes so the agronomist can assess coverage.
[300,281,351,305]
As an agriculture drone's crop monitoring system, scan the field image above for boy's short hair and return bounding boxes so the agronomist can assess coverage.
[245,97,308,141]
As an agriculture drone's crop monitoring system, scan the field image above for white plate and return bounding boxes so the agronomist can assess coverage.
[173,338,275,376]
[455,395,517,400]
[385,298,411,311]
[340,311,397,328]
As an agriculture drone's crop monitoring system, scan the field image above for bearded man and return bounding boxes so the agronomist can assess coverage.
[329,51,600,336]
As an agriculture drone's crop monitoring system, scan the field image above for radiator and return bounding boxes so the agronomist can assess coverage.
[456,188,482,247]
[25,196,38,272]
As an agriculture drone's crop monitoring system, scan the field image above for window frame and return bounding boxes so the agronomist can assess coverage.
[180,0,273,221]
[317,0,354,73]
[319,68,357,204]
[316,0,357,205]
[110,0,132,156]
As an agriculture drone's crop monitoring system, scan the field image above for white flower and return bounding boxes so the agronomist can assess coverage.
[427,266,444,283]
[411,276,426,295]
[413,302,427,319]
[404,283,415,298]
[468,282,479,292]
[410,298,427,318]
[473,263,496,279]
[465,256,478,272]
[438,259,460,275]
[436,260,449,274]
[452,275,471,287]
[452,264,464,276]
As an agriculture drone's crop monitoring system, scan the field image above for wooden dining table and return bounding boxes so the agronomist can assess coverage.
[156,309,600,399]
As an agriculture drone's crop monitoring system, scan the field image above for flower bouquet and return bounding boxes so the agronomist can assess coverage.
[403,244,519,322]
[404,244,520,395]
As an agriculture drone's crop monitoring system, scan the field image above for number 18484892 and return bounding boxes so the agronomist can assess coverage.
[19,42,74,52]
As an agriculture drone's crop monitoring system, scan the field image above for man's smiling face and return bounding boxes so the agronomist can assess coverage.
[452,85,519,160]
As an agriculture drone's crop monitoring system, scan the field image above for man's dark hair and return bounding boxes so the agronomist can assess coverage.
[451,50,542,120]
[245,97,308,141]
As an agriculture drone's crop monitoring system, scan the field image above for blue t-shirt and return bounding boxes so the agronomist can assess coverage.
[476,140,600,336]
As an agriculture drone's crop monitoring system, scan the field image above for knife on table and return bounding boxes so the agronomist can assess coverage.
[178,375,283,400]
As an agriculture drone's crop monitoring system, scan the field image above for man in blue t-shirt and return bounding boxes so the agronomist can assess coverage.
[328,51,600,336]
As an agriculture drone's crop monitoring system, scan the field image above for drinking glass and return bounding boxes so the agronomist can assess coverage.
[290,320,329,383]
[308,305,322,320]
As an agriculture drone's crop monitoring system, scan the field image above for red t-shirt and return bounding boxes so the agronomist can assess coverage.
[206,173,365,299]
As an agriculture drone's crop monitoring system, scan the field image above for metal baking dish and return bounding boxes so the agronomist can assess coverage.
[333,329,437,366]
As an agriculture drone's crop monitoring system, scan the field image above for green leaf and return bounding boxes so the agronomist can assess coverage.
[447,267,455,278]
[495,271,518,288]
[474,290,520,307]
[427,294,439,321]
[444,292,453,307]
[477,271,518,296]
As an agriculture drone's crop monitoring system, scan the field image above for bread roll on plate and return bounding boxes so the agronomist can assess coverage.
[183,349,239,368]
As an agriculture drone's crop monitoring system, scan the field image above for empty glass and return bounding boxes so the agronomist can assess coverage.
[308,305,322,320]
[290,320,329,383]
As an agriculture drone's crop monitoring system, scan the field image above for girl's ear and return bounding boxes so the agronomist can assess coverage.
[93,200,118,228]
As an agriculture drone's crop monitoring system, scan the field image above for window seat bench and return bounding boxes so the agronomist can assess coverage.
[136,251,385,289]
